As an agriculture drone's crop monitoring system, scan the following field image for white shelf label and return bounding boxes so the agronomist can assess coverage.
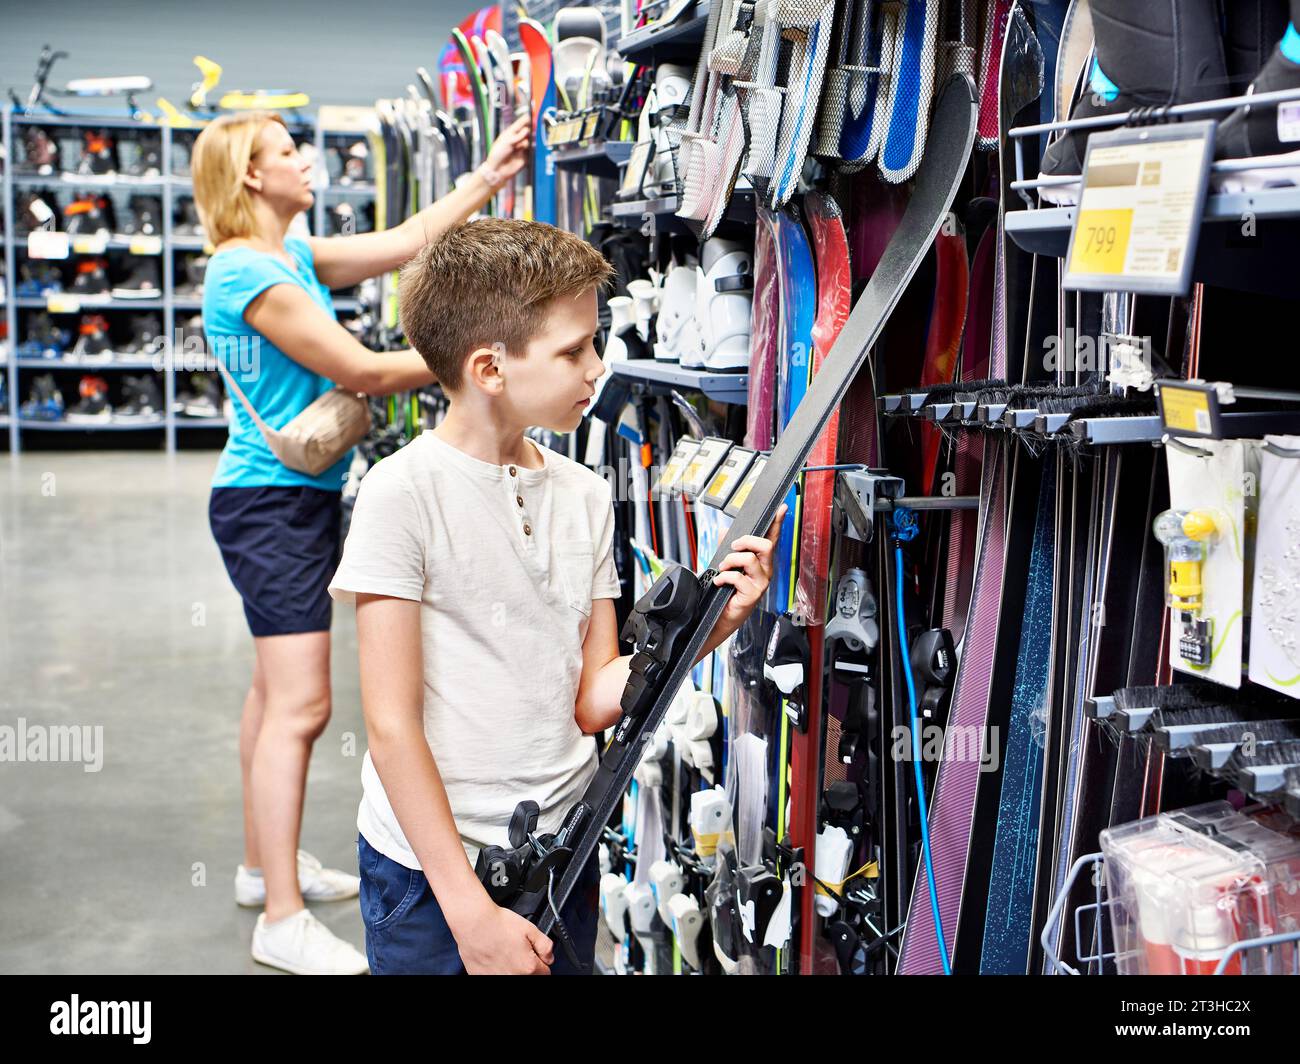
[1064,122,1214,296]
[27,231,70,260]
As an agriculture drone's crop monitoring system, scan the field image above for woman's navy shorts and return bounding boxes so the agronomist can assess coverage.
[209,486,342,637]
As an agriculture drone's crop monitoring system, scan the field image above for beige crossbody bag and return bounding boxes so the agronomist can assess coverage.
[217,363,371,476]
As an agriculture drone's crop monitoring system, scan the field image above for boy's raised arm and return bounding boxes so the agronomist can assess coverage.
[355,593,554,974]
[573,507,786,735]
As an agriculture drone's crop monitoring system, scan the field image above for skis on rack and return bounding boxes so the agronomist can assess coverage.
[452,27,492,180]
[836,0,885,165]
[897,2,1044,973]
[788,190,852,974]
[519,17,557,223]
[877,0,939,183]
[475,75,978,963]
[759,201,819,971]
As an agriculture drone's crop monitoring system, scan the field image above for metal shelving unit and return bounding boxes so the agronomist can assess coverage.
[16,357,162,371]
[18,417,165,432]
[1005,86,1300,297]
[3,108,374,453]
[553,141,633,179]
[610,187,755,234]
[616,1,712,63]
[612,358,748,404]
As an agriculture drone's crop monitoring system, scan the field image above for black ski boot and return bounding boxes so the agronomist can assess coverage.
[18,313,70,359]
[329,202,357,236]
[173,196,202,236]
[16,261,62,298]
[125,140,163,178]
[16,192,58,235]
[1216,10,1300,187]
[120,195,162,237]
[120,313,163,357]
[1223,0,1292,95]
[75,129,118,177]
[178,253,208,297]
[21,127,59,175]
[112,260,162,300]
[115,375,164,422]
[178,373,222,418]
[63,194,115,237]
[71,258,110,298]
[20,374,65,421]
[1038,0,1229,203]
[71,314,113,363]
[67,375,112,422]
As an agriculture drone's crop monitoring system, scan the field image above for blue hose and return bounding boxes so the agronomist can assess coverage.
[893,510,951,974]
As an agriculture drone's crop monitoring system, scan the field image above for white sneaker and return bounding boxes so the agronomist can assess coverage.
[235,849,361,907]
[251,908,369,975]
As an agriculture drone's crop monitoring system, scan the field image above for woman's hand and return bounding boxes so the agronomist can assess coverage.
[483,114,533,183]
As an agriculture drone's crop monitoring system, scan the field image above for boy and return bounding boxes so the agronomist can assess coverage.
[329,219,784,974]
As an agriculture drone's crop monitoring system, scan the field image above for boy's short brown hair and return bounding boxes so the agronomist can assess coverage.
[399,218,615,391]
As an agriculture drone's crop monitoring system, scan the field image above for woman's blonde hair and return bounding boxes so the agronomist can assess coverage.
[191,111,287,245]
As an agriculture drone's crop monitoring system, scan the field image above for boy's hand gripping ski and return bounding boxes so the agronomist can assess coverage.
[475,74,978,969]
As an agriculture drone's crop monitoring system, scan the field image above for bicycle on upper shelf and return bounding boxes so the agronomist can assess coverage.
[9,44,153,120]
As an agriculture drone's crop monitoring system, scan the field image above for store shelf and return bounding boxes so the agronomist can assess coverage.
[16,296,165,310]
[322,183,376,197]
[612,358,748,404]
[17,417,165,431]
[553,141,633,179]
[10,113,165,130]
[610,187,755,233]
[173,416,229,428]
[11,173,165,190]
[4,108,378,457]
[1005,94,1300,299]
[16,357,163,371]
[15,235,166,256]
[617,2,711,63]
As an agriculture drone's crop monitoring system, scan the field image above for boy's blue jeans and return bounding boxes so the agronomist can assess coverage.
[357,834,600,974]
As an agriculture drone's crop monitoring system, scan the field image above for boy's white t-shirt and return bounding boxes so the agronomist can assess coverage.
[328,432,621,871]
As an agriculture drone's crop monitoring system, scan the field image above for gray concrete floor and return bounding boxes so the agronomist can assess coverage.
[0,452,368,974]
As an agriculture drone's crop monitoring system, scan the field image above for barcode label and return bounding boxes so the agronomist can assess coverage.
[1278,102,1300,143]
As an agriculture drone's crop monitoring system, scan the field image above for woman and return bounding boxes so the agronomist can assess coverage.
[193,109,530,974]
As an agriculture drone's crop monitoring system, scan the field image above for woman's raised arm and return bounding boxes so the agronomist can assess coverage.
[305,115,532,290]
[243,281,434,395]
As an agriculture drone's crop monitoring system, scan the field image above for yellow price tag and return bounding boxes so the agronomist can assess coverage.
[706,470,731,500]
[71,234,108,255]
[729,476,755,511]
[128,236,163,255]
[46,295,81,314]
[1160,385,1212,435]
[1069,208,1133,276]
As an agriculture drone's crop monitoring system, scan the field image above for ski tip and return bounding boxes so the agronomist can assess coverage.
[941,71,978,110]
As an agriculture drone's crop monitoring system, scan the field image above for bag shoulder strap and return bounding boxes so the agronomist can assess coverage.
[213,360,277,441]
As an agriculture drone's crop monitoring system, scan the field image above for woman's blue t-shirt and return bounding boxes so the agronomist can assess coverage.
[205,236,351,491]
